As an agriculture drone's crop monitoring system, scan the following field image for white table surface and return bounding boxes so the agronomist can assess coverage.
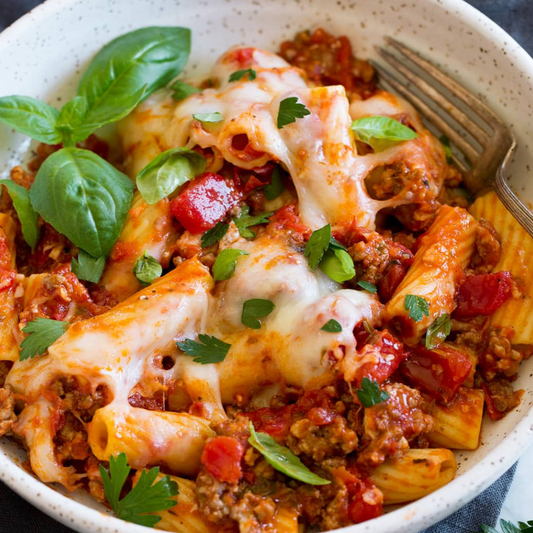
[498,441,533,524]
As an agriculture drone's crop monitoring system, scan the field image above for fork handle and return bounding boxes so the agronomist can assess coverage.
[494,170,533,239]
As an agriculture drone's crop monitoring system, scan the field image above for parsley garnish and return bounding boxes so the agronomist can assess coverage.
[304,225,355,283]
[404,294,430,322]
[357,280,377,293]
[170,80,200,101]
[321,319,342,333]
[99,453,178,527]
[193,112,223,123]
[19,318,69,361]
[319,248,355,283]
[277,97,311,129]
[356,377,390,407]
[264,167,284,201]
[212,249,249,281]
[304,224,331,270]
[425,313,451,349]
[133,251,162,287]
[477,519,533,533]
[248,423,330,485]
[177,334,231,364]
[201,222,229,248]
[241,298,275,329]
[233,206,273,240]
[71,250,105,283]
[229,68,257,82]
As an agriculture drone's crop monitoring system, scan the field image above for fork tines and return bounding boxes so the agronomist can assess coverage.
[370,37,513,187]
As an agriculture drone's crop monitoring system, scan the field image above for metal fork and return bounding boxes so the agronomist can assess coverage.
[370,37,533,238]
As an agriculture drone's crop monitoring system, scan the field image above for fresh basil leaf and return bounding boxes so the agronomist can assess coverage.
[100,453,178,528]
[321,319,342,333]
[55,96,92,146]
[357,280,377,293]
[133,251,162,286]
[193,112,223,123]
[241,298,275,329]
[356,377,390,407]
[277,96,311,129]
[425,313,451,349]
[233,206,273,240]
[0,96,61,144]
[351,115,418,151]
[19,318,69,361]
[319,248,355,283]
[264,167,284,201]
[404,294,430,323]
[229,69,257,82]
[304,224,331,270]
[136,148,206,205]
[30,147,134,258]
[177,334,231,364]
[212,249,249,281]
[201,222,229,248]
[71,250,106,283]
[78,27,191,133]
[439,135,454,164]
[0,180,39,248]
[248,423,330,485]
[171,80,200,101]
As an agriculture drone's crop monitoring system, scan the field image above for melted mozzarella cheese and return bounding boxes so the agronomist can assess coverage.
[119,48,447,231]
[206,233,382,399]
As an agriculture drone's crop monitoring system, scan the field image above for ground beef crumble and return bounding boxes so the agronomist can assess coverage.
[357,383,435,468]
[0,387,16,437]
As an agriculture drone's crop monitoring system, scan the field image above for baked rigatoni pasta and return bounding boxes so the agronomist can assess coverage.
[0,23,529,533]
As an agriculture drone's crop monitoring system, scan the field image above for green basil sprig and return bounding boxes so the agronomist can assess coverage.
[0,27,193,263]
[30,148,134,258]
[248,423,330,485]
[0,96,61,145]
[78,27,191,138]
[136,148,206,205]
[0,180,39,248]
[351,115,418,151]
[404,294,430,323]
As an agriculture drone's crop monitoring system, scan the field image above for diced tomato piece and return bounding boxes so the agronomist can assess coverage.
[480,382,504,421]
[169,172,242,234]
[401,345,472,403]
[269,204,311,242]
[333,467,383,524]
[201,436,244,484]
[453,271,513,319]
[353,330,409,385]
[227,47,255,67]
[241,405,295,439]
[307,407,337,426]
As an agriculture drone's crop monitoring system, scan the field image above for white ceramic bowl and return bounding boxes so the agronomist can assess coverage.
[1,0,532,531]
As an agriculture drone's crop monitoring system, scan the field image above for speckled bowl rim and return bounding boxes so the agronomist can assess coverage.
[0,0,532,532]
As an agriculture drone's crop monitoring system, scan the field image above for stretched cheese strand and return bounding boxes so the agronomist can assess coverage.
[119,47,447,230]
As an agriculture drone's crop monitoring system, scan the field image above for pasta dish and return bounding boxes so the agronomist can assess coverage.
[0,25,530,532]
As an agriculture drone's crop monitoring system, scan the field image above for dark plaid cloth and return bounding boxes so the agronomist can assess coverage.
[0,0,530,531]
